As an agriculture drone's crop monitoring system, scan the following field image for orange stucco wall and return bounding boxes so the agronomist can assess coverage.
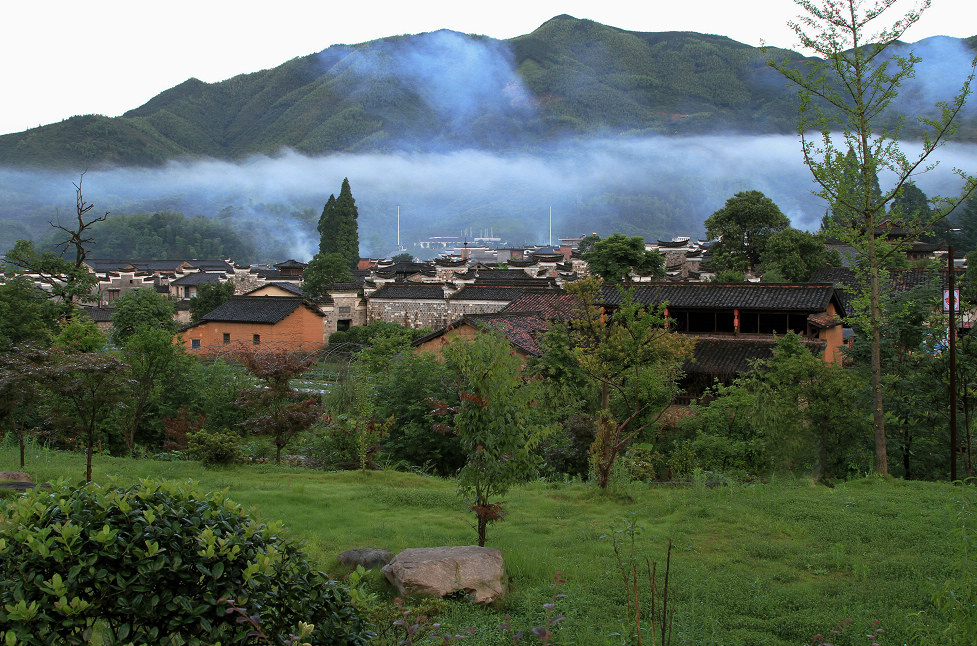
[179,307,325,354]
[819,302,846,364]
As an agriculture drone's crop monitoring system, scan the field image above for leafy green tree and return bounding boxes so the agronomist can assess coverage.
[41,348,128,482]
[235,348,322,464]
[577,233,600,255]
[439,332,549,546]
[391,252,413,263]
[770,0,977,474]
[116,327,193,454]
[582,233,664,284]
[373,351,464,476]
[705,190,790,274]
[317,178,360,270]
[53,314,107,353]
[188,281,234,323]
[685,333,868,481]
[759,228,839,282]
[0,278,62,350]
[954,195,977,255]
[565,277,695,488]
[822,148,882,229]
[0,345,49,467]
[301,252,354,300]
[3,240,98,306]
[110,287,177,346]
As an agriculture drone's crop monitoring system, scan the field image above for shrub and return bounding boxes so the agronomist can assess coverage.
[0,479,372,645]
[187,428,243,467]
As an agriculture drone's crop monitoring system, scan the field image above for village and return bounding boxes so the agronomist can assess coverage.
[59,230,967,409]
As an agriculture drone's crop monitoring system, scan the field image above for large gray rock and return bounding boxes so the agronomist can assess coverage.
[382,546,507,604]
[338,548,394,570]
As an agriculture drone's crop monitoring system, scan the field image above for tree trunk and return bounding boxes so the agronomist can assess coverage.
[868,235,888,475]
[477,517,487,547]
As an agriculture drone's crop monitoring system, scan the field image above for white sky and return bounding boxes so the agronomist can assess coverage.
[1,0,973,136]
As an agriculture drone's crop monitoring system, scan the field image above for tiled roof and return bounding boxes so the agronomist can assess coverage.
[274,259,307,269]
[600,283,840,312]
[412,312,551,357]
[808,312,843,329]
[476,269,538,281]
[685,336,825,378]
[82,307,114,322]
[810,266,964,316]
[243,282,304,296]
[368,284,446,300]
[187,259,234,272]
[193,296,321,325]
[501,291,578,319]
[171,272,224,286]
[473,313,550,356]
[448,285,535,301]
[85,259,189,274]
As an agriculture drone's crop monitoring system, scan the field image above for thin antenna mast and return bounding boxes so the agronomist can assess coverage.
[397,205,400,249]
[549,206,552,247]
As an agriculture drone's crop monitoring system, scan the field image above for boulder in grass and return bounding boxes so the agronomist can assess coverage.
[382,545,507,604]
[338,548,394,571]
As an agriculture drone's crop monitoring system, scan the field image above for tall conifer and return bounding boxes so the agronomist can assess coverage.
[334,178,360,269]
[317,194,337,256]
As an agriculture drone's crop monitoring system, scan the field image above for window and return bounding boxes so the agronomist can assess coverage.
[191,339,201,349]
[253,334,261,345]
[106,288,121,302]
[337,319,352,332]
[223,333,230,345]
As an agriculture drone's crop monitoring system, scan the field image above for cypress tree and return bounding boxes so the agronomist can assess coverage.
[315,179,359,269]
[317,194,337,256]
[333,178,360,269]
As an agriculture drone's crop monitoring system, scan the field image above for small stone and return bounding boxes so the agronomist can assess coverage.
[338,548,394,570]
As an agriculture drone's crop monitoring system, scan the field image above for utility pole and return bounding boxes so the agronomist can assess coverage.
[949,246,958,482]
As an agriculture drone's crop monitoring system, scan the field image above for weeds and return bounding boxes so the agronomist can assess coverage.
[602,514,674,645]
[498,571,567,644]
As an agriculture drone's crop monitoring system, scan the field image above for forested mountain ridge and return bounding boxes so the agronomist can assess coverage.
[4,15,974,168]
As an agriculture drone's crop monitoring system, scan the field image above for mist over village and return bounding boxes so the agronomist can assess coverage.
[2,3,977,645]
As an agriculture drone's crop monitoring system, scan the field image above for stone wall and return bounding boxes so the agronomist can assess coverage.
[368,299,449,330]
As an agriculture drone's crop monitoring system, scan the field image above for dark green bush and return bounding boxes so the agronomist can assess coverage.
[187,428,243,467]
[0,479,372,645]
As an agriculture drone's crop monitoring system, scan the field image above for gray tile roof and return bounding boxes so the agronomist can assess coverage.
[196,296,321,324]
[171,272,224,286]
[369,284,445,300]
[448,285,536,301]
[600,283,841,312]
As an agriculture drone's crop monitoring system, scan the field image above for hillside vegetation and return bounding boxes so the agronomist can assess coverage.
[2,15,974,168]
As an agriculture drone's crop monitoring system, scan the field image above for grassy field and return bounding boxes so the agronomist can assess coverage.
[2,441,973,645]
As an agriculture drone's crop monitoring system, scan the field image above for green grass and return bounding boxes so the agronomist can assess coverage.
[2,442,972,645]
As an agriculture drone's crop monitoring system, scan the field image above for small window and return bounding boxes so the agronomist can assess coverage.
[253,334,261,345]
[191,339,201,349]
[223,333,231,345]
[337,319,352,332]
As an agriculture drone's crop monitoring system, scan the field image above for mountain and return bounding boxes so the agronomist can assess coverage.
[9,15,973,169]
[1,17,975,262]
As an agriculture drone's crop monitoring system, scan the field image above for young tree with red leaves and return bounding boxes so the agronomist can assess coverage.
[235,348,322,464]
[437,332,550,547]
